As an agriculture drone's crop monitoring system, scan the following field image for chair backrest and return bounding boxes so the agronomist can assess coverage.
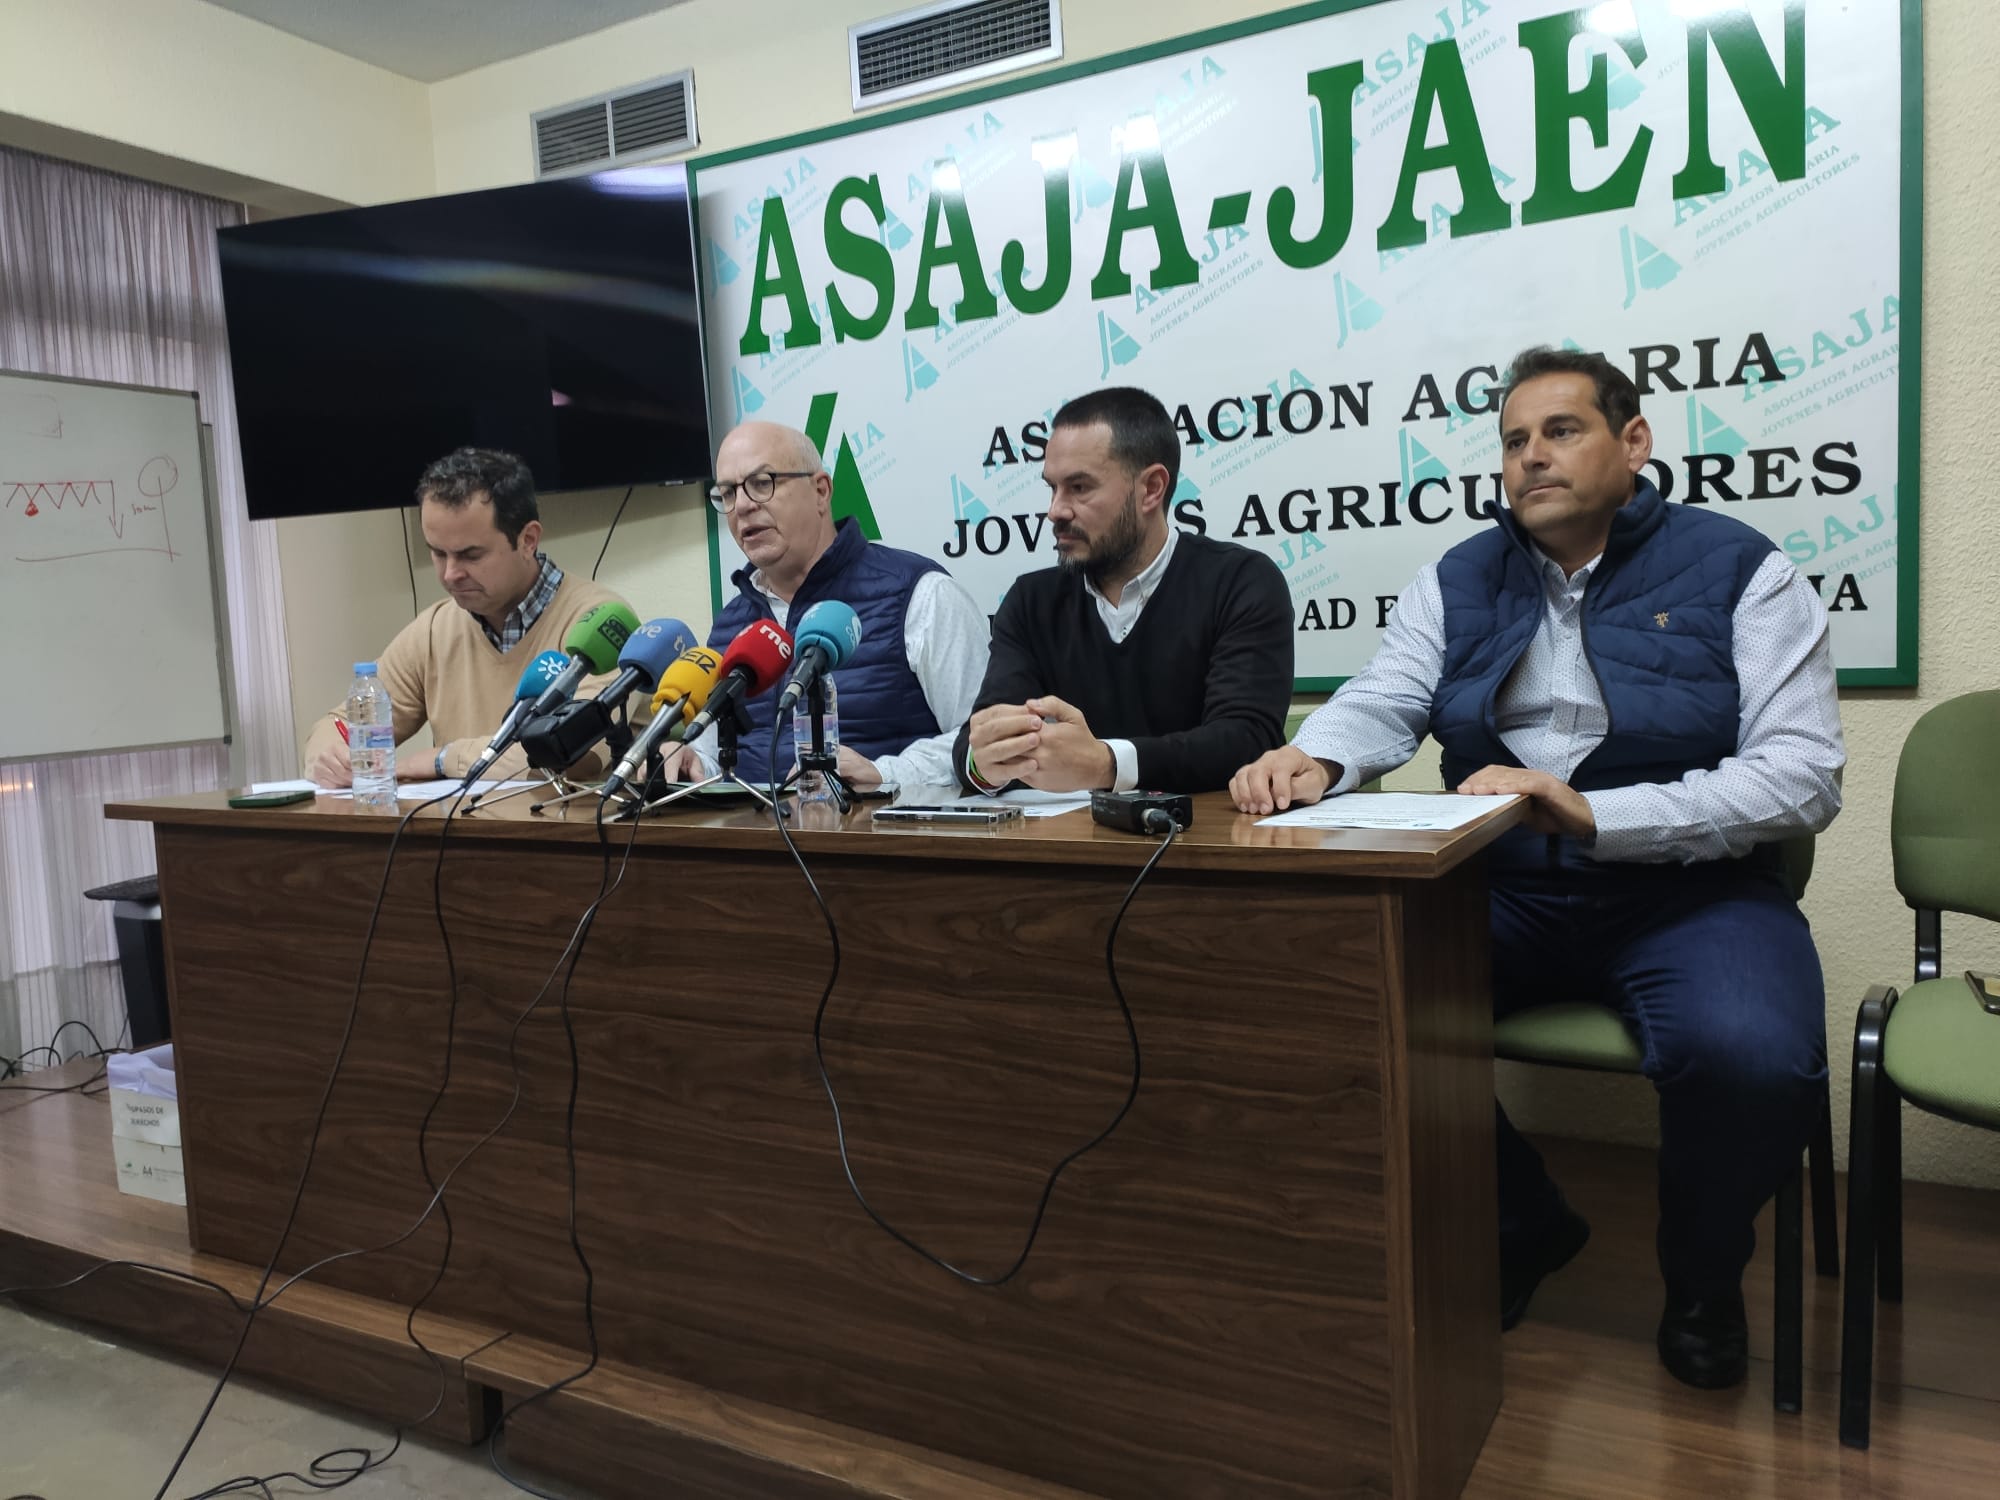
[1892,690,2000,923]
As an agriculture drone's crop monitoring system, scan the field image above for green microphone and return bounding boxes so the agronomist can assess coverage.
[529,600,641,713]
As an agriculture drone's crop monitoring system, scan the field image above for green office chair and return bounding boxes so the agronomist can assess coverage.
[1840,690,2000,1449]
[1492,834,1838,1414]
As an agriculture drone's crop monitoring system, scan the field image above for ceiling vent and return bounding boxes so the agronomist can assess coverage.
[850,0,1062,110]
[531,70,697,178]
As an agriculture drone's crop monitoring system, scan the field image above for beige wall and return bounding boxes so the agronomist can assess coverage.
[426,0,1303,189]
[0,0,432,209]
[15,0,1999,1185]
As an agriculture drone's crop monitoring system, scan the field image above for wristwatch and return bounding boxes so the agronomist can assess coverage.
[434,747,449,779]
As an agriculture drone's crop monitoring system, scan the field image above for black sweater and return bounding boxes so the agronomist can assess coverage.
[955,533,1294,793]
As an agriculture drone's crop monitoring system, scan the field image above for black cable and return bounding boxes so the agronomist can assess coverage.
[147,788,457,1500]
[400,508,420,617]
[2,1020,114,1085]
[590,486,635,582]
[181,791,641,1500]
[765,718,1165,1287]
[485,795,639,1499]
[0,1060,109,1098]
[1,796,642,1498]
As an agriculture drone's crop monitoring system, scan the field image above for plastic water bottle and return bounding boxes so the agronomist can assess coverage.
[346,662,397,812]
[792,674,841,817]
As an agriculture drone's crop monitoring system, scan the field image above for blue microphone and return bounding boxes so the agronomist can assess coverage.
[464,649,571,782]
[776,600,863,714]
[588,616,697,709]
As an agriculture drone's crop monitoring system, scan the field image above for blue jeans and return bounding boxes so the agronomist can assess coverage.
[1490,856,1828,1295]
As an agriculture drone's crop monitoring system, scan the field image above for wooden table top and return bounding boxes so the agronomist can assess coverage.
[105,786,1526,879]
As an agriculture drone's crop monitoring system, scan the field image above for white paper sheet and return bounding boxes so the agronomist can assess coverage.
[1255,792,1519,831]
[315,779,539,800]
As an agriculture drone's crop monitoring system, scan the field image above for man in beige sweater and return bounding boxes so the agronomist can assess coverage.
[303,448,630,786]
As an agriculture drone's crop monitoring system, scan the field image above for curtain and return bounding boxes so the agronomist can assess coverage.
[0,147,295,1067]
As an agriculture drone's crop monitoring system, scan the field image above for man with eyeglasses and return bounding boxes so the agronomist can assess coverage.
[665,420,988,790]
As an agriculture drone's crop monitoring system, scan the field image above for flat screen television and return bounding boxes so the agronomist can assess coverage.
[217,165,709,521]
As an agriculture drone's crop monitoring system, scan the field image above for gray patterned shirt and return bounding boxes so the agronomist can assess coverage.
[1292,548,1845,864]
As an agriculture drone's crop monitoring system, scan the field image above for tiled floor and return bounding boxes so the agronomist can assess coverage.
[0,1304,595,1500]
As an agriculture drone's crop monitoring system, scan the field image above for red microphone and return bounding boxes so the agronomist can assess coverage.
[677,620,794,742]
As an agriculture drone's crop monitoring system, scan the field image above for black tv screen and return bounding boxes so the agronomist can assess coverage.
[218,165,709,521]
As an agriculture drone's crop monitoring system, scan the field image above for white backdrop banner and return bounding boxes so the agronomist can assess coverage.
[691,0,1915,686]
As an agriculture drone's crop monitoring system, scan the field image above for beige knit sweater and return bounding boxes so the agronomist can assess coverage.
[302,572,631,781]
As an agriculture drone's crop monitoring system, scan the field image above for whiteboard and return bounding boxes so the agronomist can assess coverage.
[0,370,231,761]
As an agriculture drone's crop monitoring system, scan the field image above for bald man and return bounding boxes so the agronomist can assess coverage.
[668,420,988,790]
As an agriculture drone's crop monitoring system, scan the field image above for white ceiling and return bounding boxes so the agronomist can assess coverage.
[201,0,692,83]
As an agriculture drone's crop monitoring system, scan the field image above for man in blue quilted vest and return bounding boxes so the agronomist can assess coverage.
[1229,347,1845,1392]
[668,420,988,789]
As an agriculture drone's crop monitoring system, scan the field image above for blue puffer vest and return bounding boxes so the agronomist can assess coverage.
[1431,483,1776,871]
[710,518,944,783]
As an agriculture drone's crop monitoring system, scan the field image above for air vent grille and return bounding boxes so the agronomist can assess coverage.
[532,71,697,178]
[612,81,691,155]
[851,0,1061,109]
[534,104,611,174]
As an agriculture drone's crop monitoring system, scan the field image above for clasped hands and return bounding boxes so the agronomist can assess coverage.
[967,697,1115,793]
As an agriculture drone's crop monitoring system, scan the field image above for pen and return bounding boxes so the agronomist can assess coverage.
[336,720,349,745]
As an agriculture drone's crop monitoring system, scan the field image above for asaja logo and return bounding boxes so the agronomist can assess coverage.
[1684,397,1746,458]
[879,206,916,252]
[951,474,990,525]
[803,392,884,540]
[730,368,765,421]
[901,340,940,401]
[1398,429,1452,493]
[1097,310,1142,377]
[1618,224,1680,307]
[708,239,740,287]
[1070,156,1115,224]
[1333,272,1383,348]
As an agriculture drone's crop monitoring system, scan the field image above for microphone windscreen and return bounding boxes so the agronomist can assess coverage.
[513,650,571,701]
[792,600,862,670]
[561,601,642,671]
[617,617,696,681]
[717,620,795,694]
[652,647,723,719]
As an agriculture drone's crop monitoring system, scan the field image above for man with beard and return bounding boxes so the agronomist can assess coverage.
[956,386,1292,795]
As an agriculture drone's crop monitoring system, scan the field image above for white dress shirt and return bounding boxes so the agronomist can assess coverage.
[1082,526,1180,793]
[1293,548,1846,863]
[684,569,989,789]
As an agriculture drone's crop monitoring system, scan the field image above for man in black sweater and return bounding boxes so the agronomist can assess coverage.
[956,386,1293,795]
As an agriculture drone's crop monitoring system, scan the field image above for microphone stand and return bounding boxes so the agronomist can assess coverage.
[532,708,636,816]
[614,697,774,819]
[466,703,635,815]
[792,677,853,817]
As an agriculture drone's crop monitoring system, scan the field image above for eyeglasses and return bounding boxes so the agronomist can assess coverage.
[708,470,815,512]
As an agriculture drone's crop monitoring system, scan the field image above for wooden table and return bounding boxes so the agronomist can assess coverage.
[103,787,1522,1500]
